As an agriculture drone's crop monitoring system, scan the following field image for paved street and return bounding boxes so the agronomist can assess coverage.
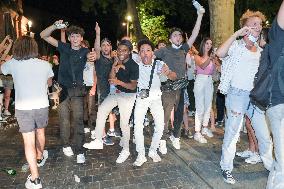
[0,110,268,189]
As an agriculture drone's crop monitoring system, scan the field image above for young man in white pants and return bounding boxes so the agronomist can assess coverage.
[133,39,171,166]
[84,40,139,164]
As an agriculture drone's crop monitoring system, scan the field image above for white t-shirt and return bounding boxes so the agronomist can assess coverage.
[137,60,163,98]
[186,53,195,80]
[1,58,54,110]
[83,61,94,86]
[231,48,261,91]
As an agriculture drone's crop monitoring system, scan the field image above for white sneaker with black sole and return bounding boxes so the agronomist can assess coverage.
[222,170,236,184]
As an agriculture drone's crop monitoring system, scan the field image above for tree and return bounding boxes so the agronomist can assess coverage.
[208,0,235,47]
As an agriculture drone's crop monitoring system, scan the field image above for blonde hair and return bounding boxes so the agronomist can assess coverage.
[240,10,266,27]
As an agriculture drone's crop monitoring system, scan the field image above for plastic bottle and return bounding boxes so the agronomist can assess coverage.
[192,0,202,11]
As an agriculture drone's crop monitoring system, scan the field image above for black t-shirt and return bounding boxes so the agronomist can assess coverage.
[95,53,113,98]
[57,41,89,88]
[116,58,139,93]
[154,43,189,79]
[269,19,284,106]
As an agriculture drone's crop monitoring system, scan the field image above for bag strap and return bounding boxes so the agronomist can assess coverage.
[147,59,157,90]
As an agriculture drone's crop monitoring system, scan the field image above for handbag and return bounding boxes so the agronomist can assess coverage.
[137,60,157,99]
[160,78,189,92]
[250,45,284,111]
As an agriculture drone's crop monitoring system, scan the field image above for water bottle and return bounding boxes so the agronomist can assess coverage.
[2,168,16,176]
[192,0,202,11]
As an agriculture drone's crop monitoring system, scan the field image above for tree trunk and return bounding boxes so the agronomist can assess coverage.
[208,0,235,47]
[127,0,146,41]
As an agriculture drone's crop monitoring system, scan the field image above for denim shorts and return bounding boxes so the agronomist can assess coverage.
[15,107,49,133]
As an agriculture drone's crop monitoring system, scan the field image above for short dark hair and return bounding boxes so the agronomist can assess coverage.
[101,38,112,46]
[138,39,155,51]
[168,27,183,39]
[13,35,38,60]
[118,39,133,51]
[66,25,85,37]
[157,40,167,46]
[199,37,212,57]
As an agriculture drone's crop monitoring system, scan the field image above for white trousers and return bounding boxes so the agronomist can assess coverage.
[94,93,136,151]
[134,95,164,155]
[194,74,213,132]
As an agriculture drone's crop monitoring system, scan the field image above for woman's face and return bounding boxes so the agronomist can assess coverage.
[245,16,263,37]
[204,39,212,54]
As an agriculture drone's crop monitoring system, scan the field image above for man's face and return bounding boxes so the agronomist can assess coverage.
[245,17,263,37]
[68,33,83,48]
[101,41,112,56]
[139,44,153,65]
[117,45,130,62]
[158,42,166,49]
[169,31,183,46]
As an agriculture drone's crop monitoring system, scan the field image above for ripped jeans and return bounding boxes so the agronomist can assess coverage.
[220,87,273,172]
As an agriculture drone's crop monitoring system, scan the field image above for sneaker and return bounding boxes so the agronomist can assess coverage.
[77,153,86,164]
[236,149,254,158]
[116,150,130,163]
[171,137,180,150]
[3,109,11,116]
[37,150,48,167]
[84,128,90,133]
[148,150,161,162]
[201,127,213,138]
[62,146,74,157]
[133,153,147,166]
[25,174,42,189]
[103,136,114,146]
[169,134,174,142]
[183,129,193,139]
[91,130,96,140]
[107,130,121,138]
[222,170,236,184]
[159,140,167,155]
[83,139,103,149]
[194,133,207,143]
[245,153,262,164]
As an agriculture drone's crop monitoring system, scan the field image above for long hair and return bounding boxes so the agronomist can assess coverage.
[199,37,212,57]
[12,35,38,60]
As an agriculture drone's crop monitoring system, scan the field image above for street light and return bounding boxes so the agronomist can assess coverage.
[125,15,132,37]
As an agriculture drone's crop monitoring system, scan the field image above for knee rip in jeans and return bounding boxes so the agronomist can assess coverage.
[230,110,242,117]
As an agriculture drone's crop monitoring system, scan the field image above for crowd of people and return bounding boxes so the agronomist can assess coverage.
[0,1,284,189]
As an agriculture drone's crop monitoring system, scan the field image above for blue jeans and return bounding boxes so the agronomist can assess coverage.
[266,104,284,189]
[220,87,273,172]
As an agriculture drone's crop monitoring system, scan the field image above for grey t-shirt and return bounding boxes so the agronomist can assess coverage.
[94,53,113,101]
[57,42,89,88]
[269,19,284,106]
[154,43,189,79]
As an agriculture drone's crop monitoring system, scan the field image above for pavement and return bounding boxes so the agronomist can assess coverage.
[0,110,268,189]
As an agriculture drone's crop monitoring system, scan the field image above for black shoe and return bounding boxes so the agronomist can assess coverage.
[183,129,193,139]
[221,170,235,184]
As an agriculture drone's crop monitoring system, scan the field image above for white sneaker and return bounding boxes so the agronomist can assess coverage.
[171,137,180,150]
[194,133,207,143]
[148,150,161,162]
[83,139,103,150]
[245,153,262,164]
[91,130,96,140]
[63,147,74,157]
[37,150,48,167]
[116,150,130,163]
[169,134,174,142]
[201,127,213,138]
[236,149,254,158]
[25,174,42,189]
[159,140,167,155]
[77,153,86,164]
[3,109,11,116]
[133,153,147,166]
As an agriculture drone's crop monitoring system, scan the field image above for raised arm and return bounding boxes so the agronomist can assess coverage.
[40,20,64,47]
[216,26,250,58]
[94,22,101,59]
[60,29,66,43]
[277,0,284,29]
[186,8,205,48]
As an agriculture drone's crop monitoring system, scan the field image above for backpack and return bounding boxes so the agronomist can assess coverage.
[250,44,284,111]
